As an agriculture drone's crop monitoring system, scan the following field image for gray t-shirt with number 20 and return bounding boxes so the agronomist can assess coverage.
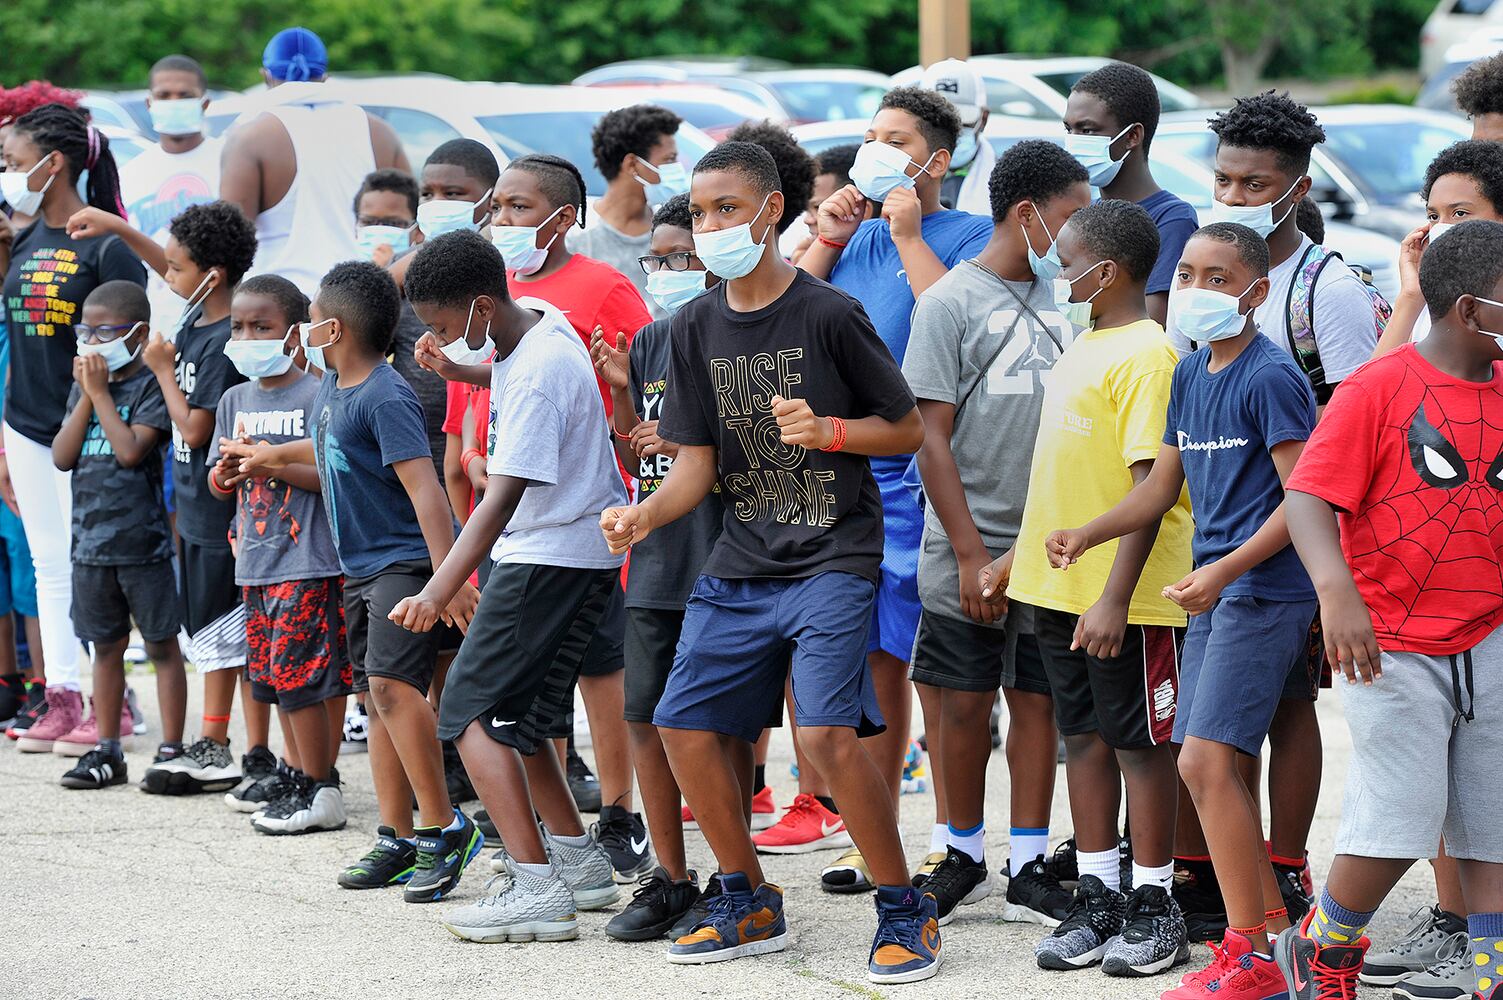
[902,260,1070,625]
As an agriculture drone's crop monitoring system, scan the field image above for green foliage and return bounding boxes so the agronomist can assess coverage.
[0,0,1440,92]
[1326,81,1421,104]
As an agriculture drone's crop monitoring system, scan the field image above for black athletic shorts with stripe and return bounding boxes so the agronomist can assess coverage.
[436,562,617,755]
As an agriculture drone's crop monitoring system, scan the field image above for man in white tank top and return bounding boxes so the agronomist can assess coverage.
[219,26,410,296]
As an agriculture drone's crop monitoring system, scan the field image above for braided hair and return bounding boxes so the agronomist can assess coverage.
[12,103,126,218]
[508,154,588,228]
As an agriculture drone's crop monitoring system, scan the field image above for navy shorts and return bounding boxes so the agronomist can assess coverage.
[654,572,882,744]
[868,467,921,661]
[1174,595,1319,756]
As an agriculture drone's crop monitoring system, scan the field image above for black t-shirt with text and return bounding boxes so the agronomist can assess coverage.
[658,270,915,582]
[67,367,173,565]
[3,225,145,444]
[171,315,245,545]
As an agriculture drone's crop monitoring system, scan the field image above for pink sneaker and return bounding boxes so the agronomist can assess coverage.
[16,686,83,753]
[52,698,135,757]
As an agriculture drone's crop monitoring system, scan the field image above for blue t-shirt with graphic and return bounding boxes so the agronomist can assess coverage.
[829,208,990,475]
[1164,333,1317,600]
[309,362,434,578]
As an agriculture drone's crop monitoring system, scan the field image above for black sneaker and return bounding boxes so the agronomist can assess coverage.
[1101,883,1191,977]
[1034,874,1127,970]
[404,809,483,902]
[442,740,477,805]
[594,802,653,882]
[1045,838,1079,884]
[567,747,602,813]
[1002,855,1073,926]
[0,673,25,728]
[922,846,993,926]
[338,826,419,889]
[669,871,722,940]
[475,807,500,846]
[1173,859,1229,943]
[141,735,240,795]
[606,866,701,941]
[1119,834,1134,892]
[1273,857,1315,925]
[60,746,128,789]
[223,746,280,812]
[4,681,45,736]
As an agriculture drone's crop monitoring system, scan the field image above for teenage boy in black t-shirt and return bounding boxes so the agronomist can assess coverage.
[600,142,940,983]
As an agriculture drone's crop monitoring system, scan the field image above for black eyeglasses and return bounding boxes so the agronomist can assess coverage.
[74,322,141,344]
[638,252,698,275]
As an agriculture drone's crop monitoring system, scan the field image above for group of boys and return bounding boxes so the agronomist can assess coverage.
[5,36,1503,999]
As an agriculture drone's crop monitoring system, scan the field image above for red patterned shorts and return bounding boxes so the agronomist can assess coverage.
[244,577,352,711]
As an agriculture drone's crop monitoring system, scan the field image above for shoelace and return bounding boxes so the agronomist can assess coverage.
[1183,940,1236,990]
[872,902,926,954]
[697,887,746,930]
[1421,935,1470,978]
[1120,888,1168,938]
[776,793,823,825]
[1045,839,1077,881]
[594,813,634,854]
[1311,953,1362,1000]
[628,871,674,907]
[1054,887,1095,934]
[922,854,973,903]
[1388,905,1448,952]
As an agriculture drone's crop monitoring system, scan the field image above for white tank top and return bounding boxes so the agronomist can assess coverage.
[248,101,376,296]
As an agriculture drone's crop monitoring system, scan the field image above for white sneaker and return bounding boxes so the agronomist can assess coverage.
[543,828,620,910]
[141,736,241,794]
[251,781,347,835]
[442,860,578,943]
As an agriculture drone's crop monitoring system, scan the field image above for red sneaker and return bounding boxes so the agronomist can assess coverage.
[1164,929,1284,999]
[751,793,851,854]
[682,786,779,831]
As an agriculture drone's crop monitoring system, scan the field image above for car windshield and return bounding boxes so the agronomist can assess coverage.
[650,99,752,131]
[764,80,885,122]
[479,112,713,197]
[1035,71,1200,113]
[1323,120,1469,197]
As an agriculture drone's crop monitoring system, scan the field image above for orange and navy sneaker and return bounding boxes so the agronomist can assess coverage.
[666,872,788,964]
[868,886,942,984]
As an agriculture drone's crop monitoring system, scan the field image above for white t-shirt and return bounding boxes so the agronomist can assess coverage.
[1169,234,1378,383]
[119,137,224,331]
[486,297,628,568]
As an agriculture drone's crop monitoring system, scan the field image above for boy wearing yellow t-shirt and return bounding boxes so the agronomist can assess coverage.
[985,200,1193,978]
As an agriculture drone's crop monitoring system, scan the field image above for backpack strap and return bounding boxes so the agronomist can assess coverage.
[1286,243,1336,403]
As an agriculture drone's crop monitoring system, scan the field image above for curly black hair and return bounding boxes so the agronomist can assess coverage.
[149,54,206,90]
[816,143,860,187]
[652,193,692,233]
[693,141,782,201]
[84,280,151,326]
[1295,196,1325,244]
[988,139,1090,224]
[1071,61,1161,152]
[1063,198,1161,284]
[315,260,402,355]
[591,104,683,182]
[878,85,962,154]
[167,200,259,285]
[1188,222,1270,278]
[404,230,509,312]
[1208,90,1326,177]
[508,154,588,227]
[234,274,310,328]
[11,103,126,217]
[1420,218,1503,319]
[1423,139,1503,215]
[1453,53,1503,119]
[725,120,815,233]
[353,168,419,218]
[425,138,500,189]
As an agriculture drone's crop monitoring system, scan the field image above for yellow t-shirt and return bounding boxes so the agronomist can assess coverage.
[1008,319,1192,627]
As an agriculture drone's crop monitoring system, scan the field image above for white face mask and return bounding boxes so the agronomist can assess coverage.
[1208,181,1300,238]
[166,272,218,339]
[77,323,146,372]
[1,153,57,216]
[1427,222,1455,247]
[1472,296,1503,348]
[438,298,496,365]
[490,206,564,276]
[417,195,489,238]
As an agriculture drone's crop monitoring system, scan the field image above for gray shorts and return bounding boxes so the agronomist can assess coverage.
[1335,622,1503,862]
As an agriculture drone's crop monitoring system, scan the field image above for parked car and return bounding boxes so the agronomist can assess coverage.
[891,56,1202,120]
[1417,39,1503,112]
[575,58,890,123]
[84,88,235,140]
[571,84,775,139]
[1421,0,1503,78]
[1156,105,1469,240]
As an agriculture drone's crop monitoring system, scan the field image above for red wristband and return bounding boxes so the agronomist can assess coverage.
[818,235,848,250]
[819,415,847,452]
[209,472,235,495]
[461,448,485,471]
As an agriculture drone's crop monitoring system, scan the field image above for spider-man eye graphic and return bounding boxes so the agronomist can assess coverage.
[1489,447,1503,490]
[1407,404,1468,489]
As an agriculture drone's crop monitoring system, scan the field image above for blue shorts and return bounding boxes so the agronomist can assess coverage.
[0,505,37,618]
[869,466,921,661]
[1173,594,1319,756]
[654,572,883,743]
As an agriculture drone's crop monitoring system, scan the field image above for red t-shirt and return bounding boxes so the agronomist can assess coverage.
[1287,344,1503,654]
[507,254,652,419]
[442,379,490,450]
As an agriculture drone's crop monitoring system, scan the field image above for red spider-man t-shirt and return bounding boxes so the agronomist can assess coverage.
[1288,344,1503,655]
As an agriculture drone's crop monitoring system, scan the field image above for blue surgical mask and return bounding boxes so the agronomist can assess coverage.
[355,224,411,261]
[491,206,564,276]
[77,323,145,372]
[1052,263,1107,332]
[1208,181,1300,238]
[636,158,689,206]
[224,339,294,379]
[646,268,708,314]
[849,141,936,202]
[1065,123,1135,188]
[951,127,981,170]
[693,193,774,281]
[417,196,488,238]
[1023,204,1062,281]
[1171,285,1257,343]
[148,98,205,137]
[298,318,337,372]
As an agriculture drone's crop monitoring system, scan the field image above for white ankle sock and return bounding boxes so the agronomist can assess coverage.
[1079,847,1121,892]
[1008,827,1049,877]
[1133,861,1174,891]
[551,831,590,848]
[947,822,985,863]
[515,860,550,878]
[929,823,948,854]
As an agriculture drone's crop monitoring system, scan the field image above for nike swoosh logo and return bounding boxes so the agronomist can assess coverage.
[820,821,843,837]
[630,835,647,854]
[1291,963,1308,992]
[924,929,940,951]
[492,718,516,727]
[743,914,778,938]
